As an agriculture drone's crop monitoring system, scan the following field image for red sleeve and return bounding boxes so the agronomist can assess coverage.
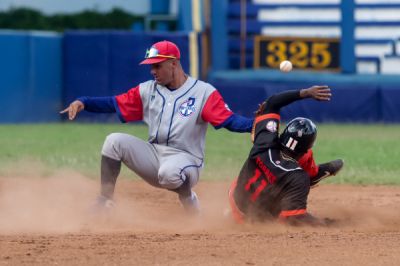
[115,86,143,122]
[297,149,319,178]
[201,90,233,126]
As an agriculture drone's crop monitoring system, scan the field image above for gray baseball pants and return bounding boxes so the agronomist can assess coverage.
[101,133,202,190]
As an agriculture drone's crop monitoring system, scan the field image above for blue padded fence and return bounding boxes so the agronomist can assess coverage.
[1,30,399,123]
[381,86,400,123]
[63,31,192,122]
[0,31,62,123]
[210,70,400,123]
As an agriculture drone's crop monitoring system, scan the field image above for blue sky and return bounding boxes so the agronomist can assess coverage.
[0,0,150,14]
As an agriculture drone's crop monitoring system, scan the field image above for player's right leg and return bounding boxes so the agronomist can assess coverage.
[93,133,160,210]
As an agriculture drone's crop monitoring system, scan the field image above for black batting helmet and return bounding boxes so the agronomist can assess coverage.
[280,117,317,158]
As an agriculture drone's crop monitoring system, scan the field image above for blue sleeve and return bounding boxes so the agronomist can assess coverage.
[78,96,116,113]
[215,113,254,133]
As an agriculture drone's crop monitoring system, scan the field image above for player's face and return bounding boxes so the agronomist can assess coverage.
[150,59,175,86]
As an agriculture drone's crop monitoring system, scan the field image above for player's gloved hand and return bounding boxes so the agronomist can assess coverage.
[60,100,84,120]
[300,85,331,101]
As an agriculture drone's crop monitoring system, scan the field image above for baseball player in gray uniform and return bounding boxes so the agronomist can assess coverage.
[61,40,254,214]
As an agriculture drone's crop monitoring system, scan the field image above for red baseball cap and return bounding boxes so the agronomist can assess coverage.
[140,40,181,65]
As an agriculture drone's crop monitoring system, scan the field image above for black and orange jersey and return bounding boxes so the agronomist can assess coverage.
[233,90,311,221]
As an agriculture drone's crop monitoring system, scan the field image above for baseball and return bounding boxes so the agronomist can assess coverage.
[280,60,293,72]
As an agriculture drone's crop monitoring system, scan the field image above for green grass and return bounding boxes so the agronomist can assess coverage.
[0,123,399,185]
[314,124,400,185]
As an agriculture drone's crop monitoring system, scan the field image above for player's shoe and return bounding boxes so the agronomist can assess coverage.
[179,191,200,215]
[310,159,344,188]
[89,195,115,214]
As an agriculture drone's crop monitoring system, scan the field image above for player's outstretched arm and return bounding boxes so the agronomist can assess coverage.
[60,100,84,120]
[258,85,331,116]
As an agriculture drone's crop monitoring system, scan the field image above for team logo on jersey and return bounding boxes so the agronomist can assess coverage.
[179,97,196,117]
[266,121,277,132]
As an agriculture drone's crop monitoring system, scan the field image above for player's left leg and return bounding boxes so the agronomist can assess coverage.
[154,145,203,214]
[172,177,200,214]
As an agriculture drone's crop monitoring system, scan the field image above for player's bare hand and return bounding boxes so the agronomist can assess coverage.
[60,100,84,120]
[300,85,331,101]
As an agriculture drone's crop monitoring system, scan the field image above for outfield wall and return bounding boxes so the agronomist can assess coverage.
[0,31,62,123]
[63,31,196,122]
[0,30,200,123]
[210,70,400,123]
[1,30,399,123]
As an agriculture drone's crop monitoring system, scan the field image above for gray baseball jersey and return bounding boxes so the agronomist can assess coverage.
[114,76,233,161]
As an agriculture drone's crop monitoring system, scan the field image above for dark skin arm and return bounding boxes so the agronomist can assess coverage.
[260,85,331,115]
[251,85,331,143]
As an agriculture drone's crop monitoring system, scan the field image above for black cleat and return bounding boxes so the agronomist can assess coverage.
[310,159,344,188]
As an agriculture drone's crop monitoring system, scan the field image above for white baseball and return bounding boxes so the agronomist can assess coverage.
[280,60,293,72]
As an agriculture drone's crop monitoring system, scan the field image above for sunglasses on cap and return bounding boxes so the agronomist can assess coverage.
[144,47,177,59]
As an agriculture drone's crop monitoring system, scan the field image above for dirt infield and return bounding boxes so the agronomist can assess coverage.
[1,174,400,266]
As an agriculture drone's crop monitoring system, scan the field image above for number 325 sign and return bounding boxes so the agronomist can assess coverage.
[254,36,340,71]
